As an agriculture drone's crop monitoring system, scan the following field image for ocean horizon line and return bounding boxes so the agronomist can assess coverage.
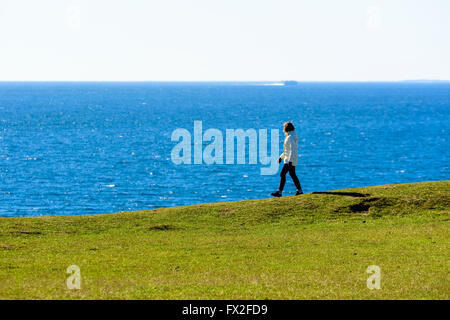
[0,79,449,83]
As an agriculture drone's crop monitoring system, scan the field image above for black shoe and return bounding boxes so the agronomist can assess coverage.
[271,191,282,197]
[295,190,303,196]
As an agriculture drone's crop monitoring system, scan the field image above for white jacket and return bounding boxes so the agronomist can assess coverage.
[280,131,299,166]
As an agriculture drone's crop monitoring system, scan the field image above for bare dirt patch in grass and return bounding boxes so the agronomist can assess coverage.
[0,244,20,250]
[219,208,235,216]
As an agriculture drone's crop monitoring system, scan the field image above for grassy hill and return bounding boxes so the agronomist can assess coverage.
[0,181,449,299]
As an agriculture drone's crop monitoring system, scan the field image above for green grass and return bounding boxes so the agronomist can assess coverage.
[0,181,449,299]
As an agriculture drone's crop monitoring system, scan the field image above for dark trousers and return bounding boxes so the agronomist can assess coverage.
[279,162,302,192]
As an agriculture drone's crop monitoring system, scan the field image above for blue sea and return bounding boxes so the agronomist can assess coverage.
[0,82,449,217]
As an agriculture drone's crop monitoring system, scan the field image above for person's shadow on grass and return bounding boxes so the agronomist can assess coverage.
[311,191,370,197]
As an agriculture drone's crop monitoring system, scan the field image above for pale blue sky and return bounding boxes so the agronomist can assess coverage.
[0,0,449,81]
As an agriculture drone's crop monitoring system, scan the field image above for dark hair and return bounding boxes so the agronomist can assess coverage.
[283,122,295,132]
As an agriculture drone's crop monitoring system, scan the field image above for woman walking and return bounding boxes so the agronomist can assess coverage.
[271,122,303,197]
